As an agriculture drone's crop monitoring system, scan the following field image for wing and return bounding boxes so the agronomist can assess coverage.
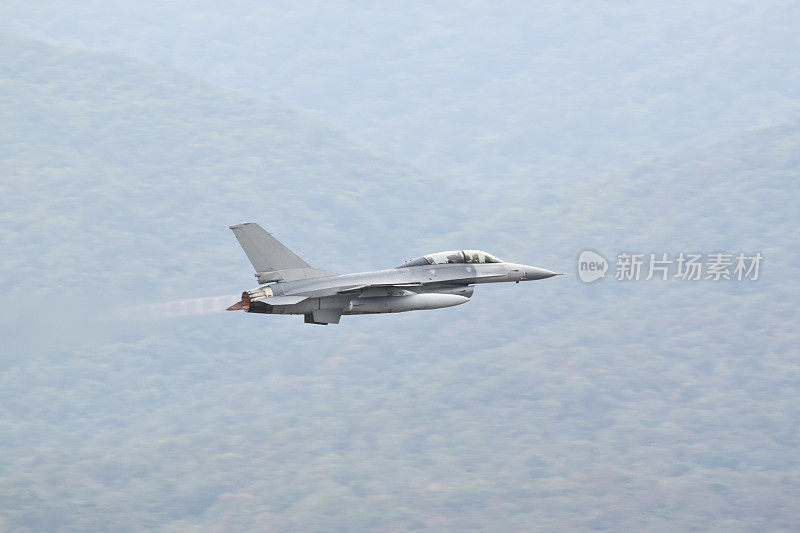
[335,282,424,294]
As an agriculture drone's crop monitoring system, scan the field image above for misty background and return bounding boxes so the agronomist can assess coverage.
[1,2,799,531]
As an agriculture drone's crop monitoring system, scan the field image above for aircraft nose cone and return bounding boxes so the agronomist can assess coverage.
[523,266,561,280]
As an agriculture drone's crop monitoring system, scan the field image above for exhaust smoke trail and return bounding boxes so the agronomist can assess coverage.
[111,295,239,321]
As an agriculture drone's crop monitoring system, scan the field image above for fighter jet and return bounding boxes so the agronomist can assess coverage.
[227,223,561,325]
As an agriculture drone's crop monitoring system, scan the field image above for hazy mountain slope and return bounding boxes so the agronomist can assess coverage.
[0,33,464,300]
[0,35,798,531]
[2,1,799,179]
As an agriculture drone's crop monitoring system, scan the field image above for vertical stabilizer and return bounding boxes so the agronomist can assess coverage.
[229,223,337,282]
[229,223,311,271]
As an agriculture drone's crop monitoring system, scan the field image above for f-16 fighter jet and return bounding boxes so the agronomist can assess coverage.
[227,223,561,325]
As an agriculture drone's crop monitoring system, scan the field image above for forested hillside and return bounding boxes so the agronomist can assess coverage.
[0,33,465,300]
[3,1,799,178]
[1,21,798,533]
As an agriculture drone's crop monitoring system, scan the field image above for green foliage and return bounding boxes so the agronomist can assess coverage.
[3,1,799,180]
[0,24,798,532]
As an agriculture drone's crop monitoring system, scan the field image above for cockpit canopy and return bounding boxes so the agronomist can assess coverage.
[396,250,503,268]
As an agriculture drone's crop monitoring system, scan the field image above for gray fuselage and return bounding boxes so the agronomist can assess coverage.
[243,262,557,319]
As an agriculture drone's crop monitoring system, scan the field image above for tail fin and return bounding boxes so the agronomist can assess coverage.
[229,223,337,282]
[230,223,310,272]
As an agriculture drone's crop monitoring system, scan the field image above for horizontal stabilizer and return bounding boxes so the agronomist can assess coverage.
[227,293,308,312]
[251,295,308,306]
